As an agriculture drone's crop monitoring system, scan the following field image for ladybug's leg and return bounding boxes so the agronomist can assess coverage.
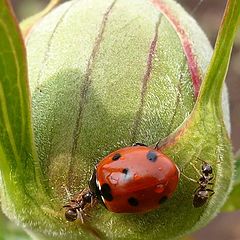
[132,142,147,147]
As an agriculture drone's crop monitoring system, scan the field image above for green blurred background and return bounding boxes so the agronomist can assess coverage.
[0,0,239,240]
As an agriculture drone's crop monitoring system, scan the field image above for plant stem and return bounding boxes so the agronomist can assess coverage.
[197,0,240,106]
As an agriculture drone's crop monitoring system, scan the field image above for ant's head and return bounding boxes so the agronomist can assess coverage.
[202,162,212,175]
[65,208,78,222]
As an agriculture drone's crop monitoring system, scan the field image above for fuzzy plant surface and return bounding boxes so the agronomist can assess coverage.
[0,210,31,240]
[0,0,240,240]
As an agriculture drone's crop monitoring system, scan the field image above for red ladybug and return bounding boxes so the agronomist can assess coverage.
[89,144,179,213]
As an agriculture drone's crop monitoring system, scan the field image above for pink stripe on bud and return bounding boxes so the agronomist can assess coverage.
[151,0,202,97]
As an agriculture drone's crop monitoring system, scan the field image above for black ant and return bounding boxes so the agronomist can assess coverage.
[63,188,96,223]
[182,160,215,208]
[193,161,215,207]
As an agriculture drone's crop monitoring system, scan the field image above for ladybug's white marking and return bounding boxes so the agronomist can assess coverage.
[101,196,106,204]
[96,179,101,191]
[96,179,106,204]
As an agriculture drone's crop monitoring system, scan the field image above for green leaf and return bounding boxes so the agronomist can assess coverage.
[0,0,56,233]
[0,210,31,240]
[0,0,35,197]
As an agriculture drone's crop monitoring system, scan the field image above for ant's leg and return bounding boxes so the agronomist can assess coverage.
[195,157,206,164]
[207,176,214,186]
[189,162,202,177]
[206,189,215,196]
[82,209,91,219]
[63,186,72,201]
[193,186,201,195]
[63,204,72,208]
[181,172,198,183]
[90,195,94,207]
[78,209,84,224]
[210,192,215,197]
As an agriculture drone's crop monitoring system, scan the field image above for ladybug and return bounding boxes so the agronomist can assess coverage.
[89,144,180,213]
[64,143,180,221]
[192,161,214,208]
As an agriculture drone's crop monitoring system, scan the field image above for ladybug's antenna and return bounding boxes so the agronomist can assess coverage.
[154,138,167,150]
[154,141,159,150]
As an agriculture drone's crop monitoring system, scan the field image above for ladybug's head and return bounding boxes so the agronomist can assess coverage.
[88,167,106,208]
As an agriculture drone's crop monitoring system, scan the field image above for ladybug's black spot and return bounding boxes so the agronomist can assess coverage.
[147,151,158,162]
[128,197,139,207]
[100,183,113,201]
[122,168,129,175]
[112,153,121,161]
[159,196,168,204]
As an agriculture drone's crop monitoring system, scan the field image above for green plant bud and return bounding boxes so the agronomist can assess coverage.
[7,0,232,239]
